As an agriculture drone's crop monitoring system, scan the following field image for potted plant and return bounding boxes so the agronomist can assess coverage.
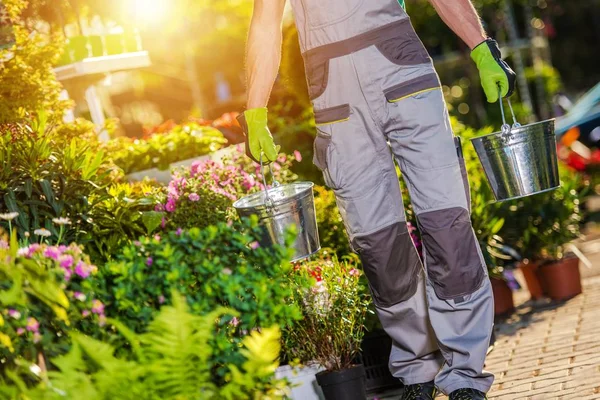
[284,252,371,400]
[498,165,589,301]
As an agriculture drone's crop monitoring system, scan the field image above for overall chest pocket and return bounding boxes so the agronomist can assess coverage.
[301,0,364,28]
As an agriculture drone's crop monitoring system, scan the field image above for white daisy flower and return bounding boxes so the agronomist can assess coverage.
[0,212,19,221]
[52,217,71,225]
[34,228,52,237]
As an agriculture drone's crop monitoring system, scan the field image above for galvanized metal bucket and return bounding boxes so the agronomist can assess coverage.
[232,157,320,262]
[470,91,560,202]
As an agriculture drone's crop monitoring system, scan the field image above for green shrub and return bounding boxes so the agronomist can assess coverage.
[313,185,352,257]
[1,293,287,400]
[156,145,299,231]
[0,114,115,244]
[98,216,301,381]
[0,0,70,124]
[85,182,164,264]
[106,122,227,174]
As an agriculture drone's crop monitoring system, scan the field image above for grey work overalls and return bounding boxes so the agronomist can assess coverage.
[288,0,495,394]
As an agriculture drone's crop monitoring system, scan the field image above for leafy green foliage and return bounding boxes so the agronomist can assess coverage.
[495,165,587,263]
[313,186,352,257]
[85,182,164,263]
[1,293,287,400]
[285,252,370,371]
[105,122,227,174]
[156,145,299,231]
[0,0,70,124]
[0,114,114,244]
[97,216,300,382]
[0,234,106,368]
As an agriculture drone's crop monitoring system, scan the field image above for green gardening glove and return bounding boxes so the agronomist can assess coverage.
[236,107,280,164]
[471,38,516,103]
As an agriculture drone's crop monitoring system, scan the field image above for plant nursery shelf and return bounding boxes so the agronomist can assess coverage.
[53,51,151,81]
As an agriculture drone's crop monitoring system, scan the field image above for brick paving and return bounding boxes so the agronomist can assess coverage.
[483,274,600,399]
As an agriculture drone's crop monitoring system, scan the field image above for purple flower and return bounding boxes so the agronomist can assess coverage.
[16,328,25,336]
[75,261,91,278]
[59,254,74,269]
[43,246,61,260]
[8,309,21,319]
[63,268,72,281]
[92,300,104,315]
[250,241,260,250]
[161,217,166,229]
[230,316,240,327]
[82,310,91,317]
[165,199,176,212]
[58,245,68,252]
[294,150,302,162]
[158,295,165,304]
[134,240,142,247]
[155,204,165,212]
[146,257,153,266]
[26,317,39,332]
[175,227,183,235]
[188,192,200,202]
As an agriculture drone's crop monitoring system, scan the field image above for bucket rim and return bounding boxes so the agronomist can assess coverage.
[492,185,561,202]
[469,118,556,142]
[232,181,314,210]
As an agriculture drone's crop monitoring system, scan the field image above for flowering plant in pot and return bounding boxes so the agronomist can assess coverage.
[284,251,371,400]
[497,165,589,300]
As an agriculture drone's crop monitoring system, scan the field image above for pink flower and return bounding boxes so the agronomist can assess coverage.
[175,228,183,235]
[73,291,86,301]
[92,300,104,315]
[82,310,91,317]
[63,268,72,281]
[161,217,166,229]
[146,257,153,266]
[27,243,41,257]
[230,316,240,327]
[271,162,281,171]
[349,268,360,277]
[250,241,260,250]
[75,261,91,278]
[16,328,25,336]
[155,204,165,212]
[59,254,74,269]
[43,246,61,260]
[98,314,106,327]
[165,198,176,212]
[33,332,41,343]
[26,317,39,332]
[158,295,165,304]
[277,154,287,163]
[58,245,68,252]
[154,234,161,241]
[188,193,200,202]
[134,240,142,247]
[294,150,302,162]
[8,309,21,319]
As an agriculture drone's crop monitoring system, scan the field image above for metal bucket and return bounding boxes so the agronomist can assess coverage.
[233,159,320,262]
[470,94,560,201]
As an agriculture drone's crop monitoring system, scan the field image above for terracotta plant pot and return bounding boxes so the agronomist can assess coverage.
[538,256,582,301]
[316,364,366,400]
[518,262,545,300]
[490,277,514,316]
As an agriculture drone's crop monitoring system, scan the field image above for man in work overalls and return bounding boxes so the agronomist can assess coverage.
[237,0,516,398]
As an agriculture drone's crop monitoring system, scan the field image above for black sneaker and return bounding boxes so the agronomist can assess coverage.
[400,380,437,400]
[449,388,487,400]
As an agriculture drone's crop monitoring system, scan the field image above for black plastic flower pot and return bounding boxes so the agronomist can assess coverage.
[316,364,367,400]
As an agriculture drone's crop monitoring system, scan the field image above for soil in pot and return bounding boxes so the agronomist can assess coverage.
[490,277,515,316]
[538,256,582,301]
[316,364,366,400]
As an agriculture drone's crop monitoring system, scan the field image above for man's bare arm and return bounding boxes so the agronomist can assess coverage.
[245,0,287,109]
[427,0,486,49]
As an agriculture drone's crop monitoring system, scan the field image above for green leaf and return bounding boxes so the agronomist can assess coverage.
[24,178,33,198]
[142,211,165,235]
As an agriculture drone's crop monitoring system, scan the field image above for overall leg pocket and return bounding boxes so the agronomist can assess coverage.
[418,207,485,300]
[312,104,351,190]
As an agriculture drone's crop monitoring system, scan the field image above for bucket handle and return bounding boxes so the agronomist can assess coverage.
[260,152,280,208]
[498,85,521,135]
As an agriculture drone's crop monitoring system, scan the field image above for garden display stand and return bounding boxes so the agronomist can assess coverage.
[275,364,325,400]
[54,51,151,142]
